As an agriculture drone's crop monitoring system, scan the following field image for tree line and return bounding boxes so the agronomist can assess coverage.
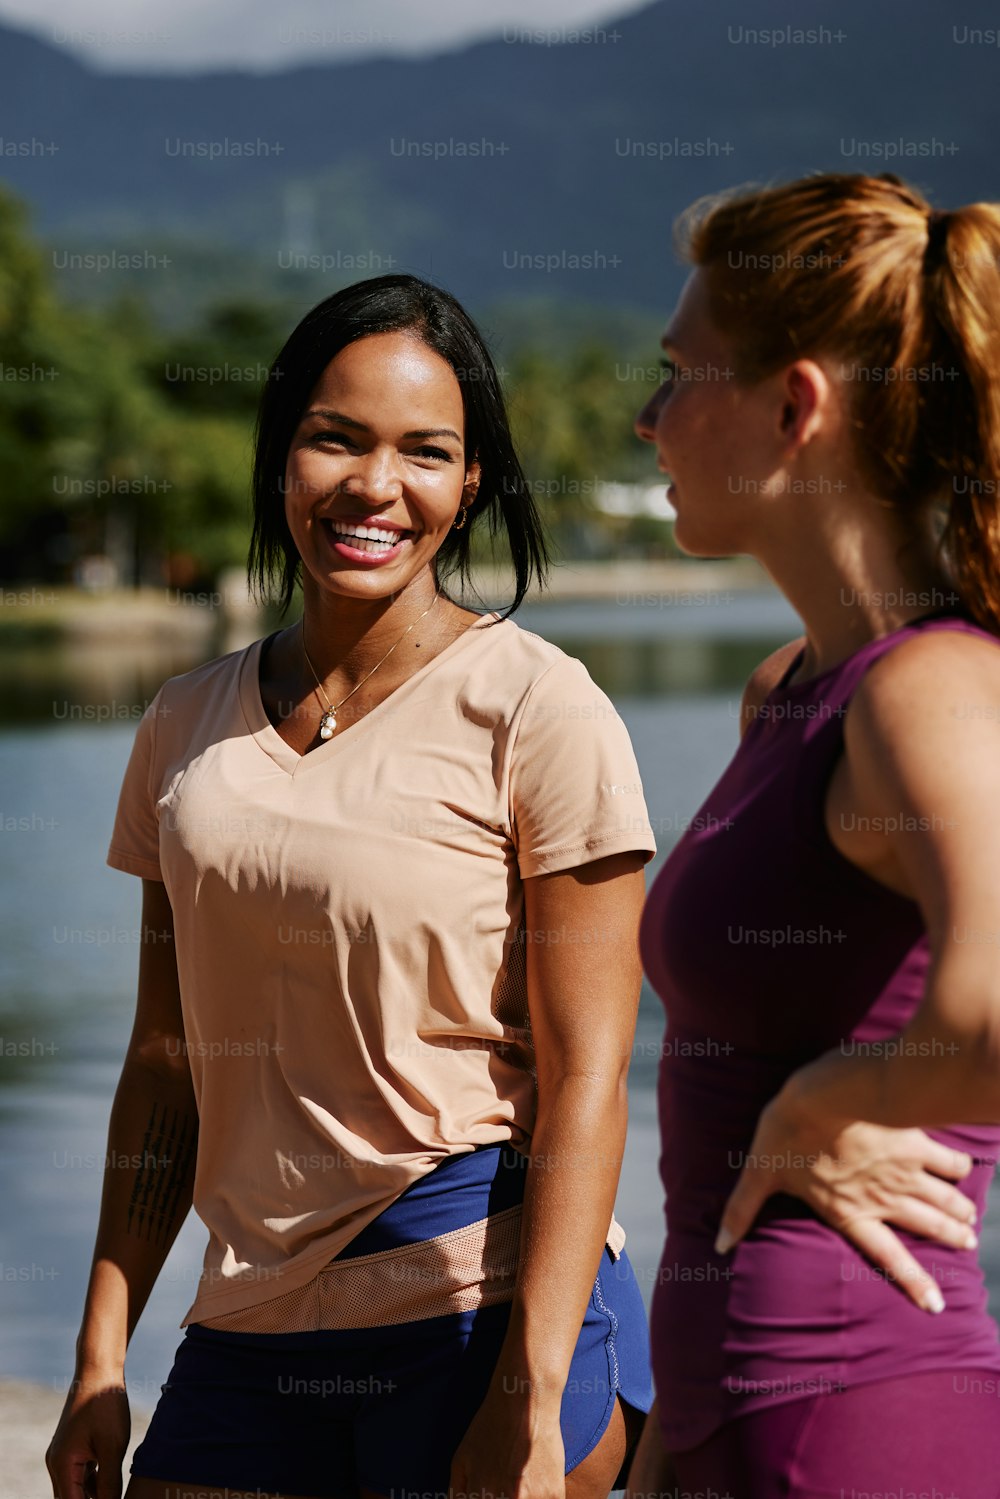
[0,185,676,593]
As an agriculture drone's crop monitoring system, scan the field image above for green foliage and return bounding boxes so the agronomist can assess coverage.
[0,184,670,587]
[0,191,70,544]
[507,340,656,488]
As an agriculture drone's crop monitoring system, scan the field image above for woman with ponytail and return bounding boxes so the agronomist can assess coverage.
[628,172,1000,1496]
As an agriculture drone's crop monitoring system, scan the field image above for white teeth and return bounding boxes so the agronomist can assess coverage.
[327,522,405,545]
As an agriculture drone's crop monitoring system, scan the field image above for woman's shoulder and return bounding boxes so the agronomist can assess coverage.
[738,637,806,735]
[477,610,595,688]
[149,635,261,714]
[475,615,625,729]
[474,617,632,757]
[850,617,1000,728]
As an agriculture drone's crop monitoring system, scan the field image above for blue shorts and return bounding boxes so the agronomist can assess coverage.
[131,1147,653,1496]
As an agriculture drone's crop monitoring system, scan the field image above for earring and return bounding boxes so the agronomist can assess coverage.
[452,505,469,531]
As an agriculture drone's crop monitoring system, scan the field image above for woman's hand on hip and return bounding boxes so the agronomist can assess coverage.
[715,1084,978,1313]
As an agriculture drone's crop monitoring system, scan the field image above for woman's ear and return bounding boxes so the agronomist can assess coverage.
[464,457,482,495]
[780,359,831,450]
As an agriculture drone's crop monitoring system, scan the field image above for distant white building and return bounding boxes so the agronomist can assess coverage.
[592,480,676,522]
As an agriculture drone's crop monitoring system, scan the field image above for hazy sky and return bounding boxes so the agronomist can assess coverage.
[0,0,649,72]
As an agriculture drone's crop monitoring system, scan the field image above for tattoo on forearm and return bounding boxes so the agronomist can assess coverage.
[126,1102,197,1245]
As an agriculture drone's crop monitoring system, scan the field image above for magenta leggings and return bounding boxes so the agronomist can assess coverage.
[671,1368,1000,1498]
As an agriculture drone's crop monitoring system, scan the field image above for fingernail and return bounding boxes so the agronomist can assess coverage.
[965,1230,978,1250]
[714,1228,736,1255]
[922,1286,946,1314]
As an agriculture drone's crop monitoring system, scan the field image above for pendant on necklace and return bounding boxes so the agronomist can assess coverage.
[319,708,337,740]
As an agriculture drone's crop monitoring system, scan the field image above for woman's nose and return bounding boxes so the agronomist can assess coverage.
[346,447,404,499]
[634,388,663,443]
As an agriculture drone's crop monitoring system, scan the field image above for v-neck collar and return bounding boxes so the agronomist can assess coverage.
[238,609,503,777]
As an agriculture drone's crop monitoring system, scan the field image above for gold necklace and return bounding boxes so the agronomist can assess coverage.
[300,590,442,740]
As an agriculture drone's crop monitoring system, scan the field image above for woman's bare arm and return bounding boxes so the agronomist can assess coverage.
[47,878,199,1498]
[449,848,648,1495]
[803,628,1000,1124]
[750,628,1000,1128]
[718,630,1000,1308]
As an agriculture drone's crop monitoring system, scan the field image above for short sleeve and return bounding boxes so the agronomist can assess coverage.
[509,654,657,878]
[106,686,166,881]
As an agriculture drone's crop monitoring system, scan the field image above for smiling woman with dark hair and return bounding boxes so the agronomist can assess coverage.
[46,274,658,1499]
[247,273,549,620]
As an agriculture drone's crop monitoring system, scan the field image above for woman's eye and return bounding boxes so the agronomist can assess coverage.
[659,357,678,384]
[308,433,450,461]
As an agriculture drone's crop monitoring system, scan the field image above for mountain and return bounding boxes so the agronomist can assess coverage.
[0,0,996,326]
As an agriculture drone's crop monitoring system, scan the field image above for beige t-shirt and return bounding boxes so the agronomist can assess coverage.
[107,608,657,1324]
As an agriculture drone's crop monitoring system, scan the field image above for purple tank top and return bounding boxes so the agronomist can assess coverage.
[638,615,1000,1451]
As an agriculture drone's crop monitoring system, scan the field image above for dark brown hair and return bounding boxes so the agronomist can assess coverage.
[248,274,549,617]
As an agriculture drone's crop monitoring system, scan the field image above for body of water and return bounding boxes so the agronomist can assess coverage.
[3,591,998,1414]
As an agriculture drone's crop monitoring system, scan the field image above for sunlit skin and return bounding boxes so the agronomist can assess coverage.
[260,330,482,747]
[634,266,772,560]
[634,267,950,675]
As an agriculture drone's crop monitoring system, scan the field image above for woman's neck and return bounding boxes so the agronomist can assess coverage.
[296,573,450,687]
[754,498,958,681]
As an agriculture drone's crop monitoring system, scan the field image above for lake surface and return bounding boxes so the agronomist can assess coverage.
[2,590,998,1411]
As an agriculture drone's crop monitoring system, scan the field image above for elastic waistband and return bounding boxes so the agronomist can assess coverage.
[333,1142,528,1260]
[197,1202,525,1332]
[191,1145,626,1333]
